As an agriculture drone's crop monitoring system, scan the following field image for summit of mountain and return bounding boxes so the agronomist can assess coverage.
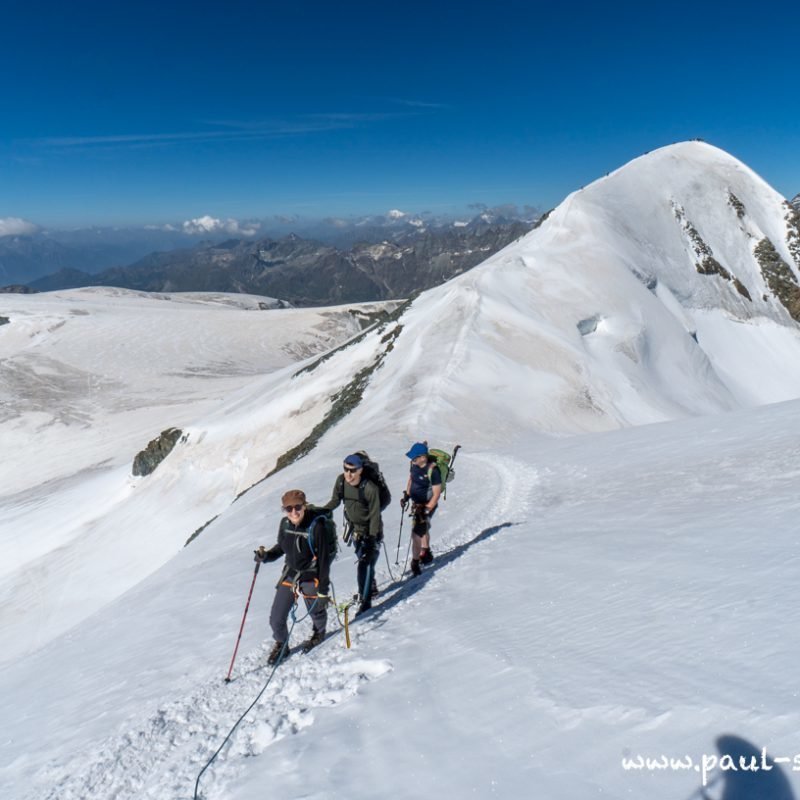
[394,140,800,436]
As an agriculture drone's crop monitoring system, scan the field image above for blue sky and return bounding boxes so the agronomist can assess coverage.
[1,0,799,229]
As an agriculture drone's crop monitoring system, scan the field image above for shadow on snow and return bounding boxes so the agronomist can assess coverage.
[687,734,795,800]
[363,520,519,625]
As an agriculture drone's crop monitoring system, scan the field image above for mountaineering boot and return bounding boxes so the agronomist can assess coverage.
[301,627,326,654]
[356,597,372,617]
[267,641,286,666]
[420,547,434,565]
[410,558,421,576]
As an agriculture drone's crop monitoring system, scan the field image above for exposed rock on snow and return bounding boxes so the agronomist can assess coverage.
[785,200,800,267]
[754,237,800,320]
[132,428,183,476]
[728,191,746,219]
[673,202,751,300]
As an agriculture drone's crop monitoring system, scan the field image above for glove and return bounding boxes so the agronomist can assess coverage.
[400,491,410,509]
[253,545,267,562]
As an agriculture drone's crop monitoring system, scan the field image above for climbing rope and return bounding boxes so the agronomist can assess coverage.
[193,597,317,800]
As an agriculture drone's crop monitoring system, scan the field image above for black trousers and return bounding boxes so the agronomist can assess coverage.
[355,534,381,600]
[269,580,327,642]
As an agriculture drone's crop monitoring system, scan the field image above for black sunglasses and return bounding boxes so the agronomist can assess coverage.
[283,503,304,513]
[343,465,361,474]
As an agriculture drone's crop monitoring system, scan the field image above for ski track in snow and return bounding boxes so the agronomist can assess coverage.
[23,453,536,800]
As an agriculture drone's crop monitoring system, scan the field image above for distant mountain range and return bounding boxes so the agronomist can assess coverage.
[8,194,797,304]
[19,214,536,305]
[0,207,538,288]
[0,228,202,286]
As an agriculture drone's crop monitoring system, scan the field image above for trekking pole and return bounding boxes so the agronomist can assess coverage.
[401,526,414,576]
[395,505,406,564]
[223,555,262,683]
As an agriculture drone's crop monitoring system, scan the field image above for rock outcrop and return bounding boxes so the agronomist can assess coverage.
[132,428,183,476]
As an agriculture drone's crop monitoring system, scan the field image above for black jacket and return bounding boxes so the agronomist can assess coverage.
[261,506,331,593]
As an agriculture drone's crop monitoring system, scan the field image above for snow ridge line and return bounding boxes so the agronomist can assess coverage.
[24,452,535,800]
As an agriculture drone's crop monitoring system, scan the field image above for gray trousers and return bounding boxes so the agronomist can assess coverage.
[269,580,327,643]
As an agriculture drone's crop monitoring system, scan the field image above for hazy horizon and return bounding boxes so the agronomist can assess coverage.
[0,203,542,240]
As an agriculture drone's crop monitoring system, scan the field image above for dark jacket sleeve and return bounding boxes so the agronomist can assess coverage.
[315,518,331,594]
[319,474,344,512]
[364,481,382,537]
[262,522,284,562]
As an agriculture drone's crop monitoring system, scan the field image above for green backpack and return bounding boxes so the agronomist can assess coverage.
[427,445,460,498]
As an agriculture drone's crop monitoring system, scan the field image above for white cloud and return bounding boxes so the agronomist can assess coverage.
[0,217,39,237]
[181,216,261,237]
[386,209,407,219]
[322,217,349,228]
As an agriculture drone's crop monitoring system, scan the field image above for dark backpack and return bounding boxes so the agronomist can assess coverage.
[306,511,338,561]
[339,450,392,511]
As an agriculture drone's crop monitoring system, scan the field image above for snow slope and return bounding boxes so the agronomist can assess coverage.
[0,289,395,660]
[2,141,800,799]
[4,404,800,800]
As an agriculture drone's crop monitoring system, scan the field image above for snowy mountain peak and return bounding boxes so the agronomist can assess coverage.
[379,140,800,439]
[559,140,800,324]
